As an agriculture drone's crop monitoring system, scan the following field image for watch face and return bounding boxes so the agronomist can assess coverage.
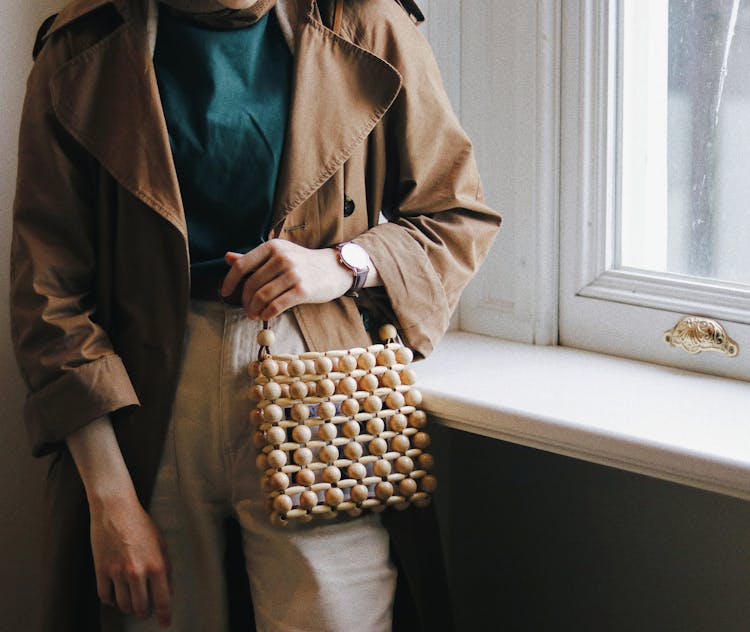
[340,242,370,270]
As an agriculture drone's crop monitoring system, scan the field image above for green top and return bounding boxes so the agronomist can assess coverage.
[154,6,292,278]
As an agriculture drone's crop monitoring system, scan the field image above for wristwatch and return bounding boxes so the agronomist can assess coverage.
[334,242,370,297]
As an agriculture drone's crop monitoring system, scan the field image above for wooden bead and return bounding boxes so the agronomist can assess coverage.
[317,422,337,441]
[317,379,336,397]
[267,449,287,468]
[357,352,377,370]
[277,361,289,376]
[381,370,401,389]
[358,373,380,392]
[368,437,388,456]
[395,346,414,365]
[417,453,435,470]
[269,472,289,491]
[413,432,431,450]
[379,323,398,341]
[328,357,339,371]
[409,410,428,429]
[343,441,363,460]
[322,466,342,484]
[348,462,367,480]
[342,420,361,439]
[400,368,417,386]
[306,381,318,396]
[263,404,284,424]
[299,491,319,511]
[375,481,394,501]
[350,484,369,503]
[319,444,340,463]
[247,384,264,403]
[317,401,337,419]
[257,329,276,347]
[388,413,408,432]
[405,388,423,407]
[292,424,312,443]
[290,381,309,400]
[266,425,286,445]
[279,384,291,399]
[338,354,358,373]
[263,381,282,401]
[273,493,293,514]
[395,456,414,474]
[296,468,316,487]
[391,434,410,453]
[293,447,313,466]
[363,395,383,414]
[289,359,306,377]
[260,358,279,378]
[340,398,360,416]
[291,403,310,422]
[247,360,261,378]
[337,376,358,395]
[366,418,385,435]
[304,359,317,374]
[420,474,438,493]
[325,487,344,507]
[385,391,405,410]
[252,430,265,448]
[255,453,268,471]
[399,478,418,497]
[315,356,333,374]
[376,348,396,367]
[373,459,392,478]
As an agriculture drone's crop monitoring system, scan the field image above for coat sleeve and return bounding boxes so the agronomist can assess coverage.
[10,33,139,457]
[351,10,502,359]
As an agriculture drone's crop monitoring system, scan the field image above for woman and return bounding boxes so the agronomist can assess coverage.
[10,0,501,630]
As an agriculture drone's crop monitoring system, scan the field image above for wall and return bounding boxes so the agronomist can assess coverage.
[1,1,62,630]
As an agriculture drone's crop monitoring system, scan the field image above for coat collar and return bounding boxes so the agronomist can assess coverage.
[47,0,402,240]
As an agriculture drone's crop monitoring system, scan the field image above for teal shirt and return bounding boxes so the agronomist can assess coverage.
[154,7,292,277]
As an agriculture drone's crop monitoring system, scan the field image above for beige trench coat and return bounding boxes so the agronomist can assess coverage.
[10,0,501,629]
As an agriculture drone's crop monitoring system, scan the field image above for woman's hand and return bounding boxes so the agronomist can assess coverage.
[90,496,172,628]
[221,240,357,320]
[66,417,172,628]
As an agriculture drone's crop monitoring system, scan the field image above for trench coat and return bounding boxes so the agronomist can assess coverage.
[9,0,501,629]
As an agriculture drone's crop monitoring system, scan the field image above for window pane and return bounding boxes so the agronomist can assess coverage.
[620,0,750,286]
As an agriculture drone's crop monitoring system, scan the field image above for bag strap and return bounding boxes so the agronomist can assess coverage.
[332,0,344,35]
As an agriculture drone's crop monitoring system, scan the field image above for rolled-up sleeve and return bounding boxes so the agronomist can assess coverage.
[10,36,139,457]
[353,13,502,358]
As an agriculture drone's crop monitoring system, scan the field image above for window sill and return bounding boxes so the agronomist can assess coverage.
[418,332,750,501]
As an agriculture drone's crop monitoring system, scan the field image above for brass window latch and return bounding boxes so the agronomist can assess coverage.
[664,316,739,357]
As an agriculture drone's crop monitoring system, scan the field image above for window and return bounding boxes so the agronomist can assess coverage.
[424,0,749,382]
[560,0,750,381]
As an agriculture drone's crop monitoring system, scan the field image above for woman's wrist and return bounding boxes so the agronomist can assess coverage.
[66,416,139,511]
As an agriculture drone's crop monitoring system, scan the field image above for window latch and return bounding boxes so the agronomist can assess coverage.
[664,316,739,357]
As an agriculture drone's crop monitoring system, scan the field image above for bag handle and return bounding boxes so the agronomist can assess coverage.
[332,0,344,35]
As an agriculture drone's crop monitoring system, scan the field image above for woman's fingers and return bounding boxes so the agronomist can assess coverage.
[129,572,150,620]
[96,575,115,608]
[221,246,269,297]
[149,570,173,628]
[258,288,299,320]
[246,273,297,320]
[241,256,285,310]
[113,577,133,615]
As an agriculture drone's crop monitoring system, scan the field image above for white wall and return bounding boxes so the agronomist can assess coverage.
[1,1,62,628]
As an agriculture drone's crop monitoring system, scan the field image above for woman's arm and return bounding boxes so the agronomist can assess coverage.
[66,418,172,627]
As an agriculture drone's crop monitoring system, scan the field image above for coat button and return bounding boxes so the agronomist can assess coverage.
[344,194,356,216]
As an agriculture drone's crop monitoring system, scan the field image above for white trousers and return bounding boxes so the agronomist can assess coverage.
[124,300,397,632]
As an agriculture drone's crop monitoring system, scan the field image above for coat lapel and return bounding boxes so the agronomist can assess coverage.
[49,0,186,239]
[269,1,402,234]
[46,0,402,243]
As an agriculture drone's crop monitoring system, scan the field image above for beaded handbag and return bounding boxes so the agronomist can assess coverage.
[248,322,436,525]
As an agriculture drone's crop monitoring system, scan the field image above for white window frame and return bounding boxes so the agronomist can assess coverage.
[559,0,750,382]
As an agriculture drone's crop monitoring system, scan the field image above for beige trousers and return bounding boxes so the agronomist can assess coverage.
[124,300,396,632]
